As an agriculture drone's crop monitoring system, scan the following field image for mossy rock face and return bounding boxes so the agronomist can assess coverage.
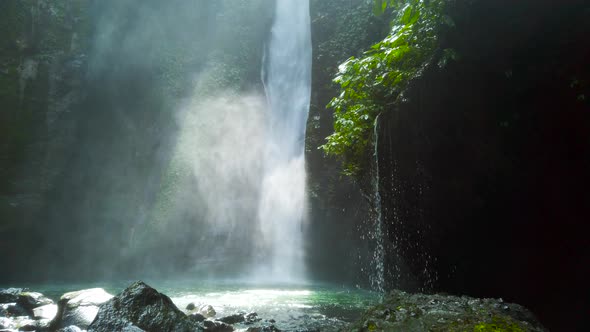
[347,290,547,332]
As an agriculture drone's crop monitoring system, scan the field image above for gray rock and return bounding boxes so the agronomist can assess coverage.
[57,326,84,332]
[246,326,280,332]
[189,313,207,322]
[17,292,54,311]
[34,318,53,330]
[0,289,26,304]
[203,319,234,332]
[186,303,196,311]
[348,290,547,332]
[218,313,245,325]
[51,288,113,330]
[199,304,216,318]
[245,312,261,323]
[33,303,58,320]
[121,325,145,332]
[0,303,29,317]
[87,281,201,332]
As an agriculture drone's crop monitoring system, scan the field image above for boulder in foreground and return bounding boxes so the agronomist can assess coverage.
[50,287,114,330]
[88,281,200,332]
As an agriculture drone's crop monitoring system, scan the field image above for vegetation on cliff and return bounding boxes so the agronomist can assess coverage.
[321,0,454,175]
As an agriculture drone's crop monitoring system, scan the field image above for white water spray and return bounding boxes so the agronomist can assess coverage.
[256,0,312,282]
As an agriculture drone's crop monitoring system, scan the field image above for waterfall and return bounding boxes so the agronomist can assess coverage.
[256,0,312,282]
[371,115,385,292]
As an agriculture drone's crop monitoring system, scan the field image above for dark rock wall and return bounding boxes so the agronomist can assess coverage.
[375,1,589,330]
[306,0,389,285]
[0,0,90,279]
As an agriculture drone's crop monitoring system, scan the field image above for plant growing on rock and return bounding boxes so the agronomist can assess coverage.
[321,0,454,175]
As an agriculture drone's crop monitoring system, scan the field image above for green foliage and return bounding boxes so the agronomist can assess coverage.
[373,0,415,16]
[372,0,389,16]
[321,0,452,175]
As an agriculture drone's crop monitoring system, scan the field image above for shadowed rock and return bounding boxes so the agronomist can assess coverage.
[203,319,234,332]
[1,302,29,317]
[0,288,27,304]
[189,313,207,323]
[218,313,245,325]
[347,290,547,332]
[17,292,54,313]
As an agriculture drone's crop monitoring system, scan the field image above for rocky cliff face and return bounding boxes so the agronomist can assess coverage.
[372,1,589,330]
[305,0,390,285]
[0,0,90,277]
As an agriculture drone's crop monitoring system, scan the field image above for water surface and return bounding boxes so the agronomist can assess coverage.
[11,280,380,331]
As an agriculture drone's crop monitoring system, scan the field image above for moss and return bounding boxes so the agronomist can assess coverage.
[347,291,545,332]
[472,317,525,332]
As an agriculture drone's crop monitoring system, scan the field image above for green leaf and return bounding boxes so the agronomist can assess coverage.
[373,0,386,16]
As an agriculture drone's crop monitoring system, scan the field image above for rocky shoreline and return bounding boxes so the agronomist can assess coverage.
[0,281,281,332]
[0,282,547,332]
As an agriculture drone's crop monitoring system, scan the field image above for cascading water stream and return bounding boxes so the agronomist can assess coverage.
[256,0,312,282]
[371,115,385,292]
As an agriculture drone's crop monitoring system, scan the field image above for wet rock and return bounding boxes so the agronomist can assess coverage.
[1,303,29,317]
[348,290,547,332]
[51,288,113,330]
[0,315,50,331]
[246,325,281,332]
[33,303,58,320]
[0,316,12,329]
[218,313,245,324]
[203,319,234,332]
[2,316,37,331]
[186,303,196,311]
[34,318,52,330]
[57,326,84,332]
[198,304,216,318]
[87,281,200,332]
[0,289,26,304]
[121,325,146,332]
[17,292,54,312]
[245,312,261,324]
[189,313,207,322]
[18,322,40,331]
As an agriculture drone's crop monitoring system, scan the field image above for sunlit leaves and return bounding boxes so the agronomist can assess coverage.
[373,0,388,16]
[321,0,449,175]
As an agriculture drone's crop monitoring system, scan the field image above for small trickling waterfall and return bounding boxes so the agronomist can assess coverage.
[257,0,312,282]
[370,115,385,292]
